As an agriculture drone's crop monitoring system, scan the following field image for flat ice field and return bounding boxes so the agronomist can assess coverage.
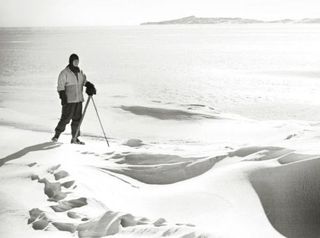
[1,25,320,237]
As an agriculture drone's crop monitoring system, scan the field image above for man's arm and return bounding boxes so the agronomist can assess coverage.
[57,71,67,105]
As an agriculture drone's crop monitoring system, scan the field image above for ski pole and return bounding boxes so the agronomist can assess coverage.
[72,96,91,143]
[91,97,110,147]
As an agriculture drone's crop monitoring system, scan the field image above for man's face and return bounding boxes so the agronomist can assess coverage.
[73,59,79,67]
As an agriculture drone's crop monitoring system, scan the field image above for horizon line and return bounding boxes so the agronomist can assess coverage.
[1,16,320,28]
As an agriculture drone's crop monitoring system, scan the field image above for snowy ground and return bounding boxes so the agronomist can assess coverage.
[1,114,320,238]
[1,25,320,238]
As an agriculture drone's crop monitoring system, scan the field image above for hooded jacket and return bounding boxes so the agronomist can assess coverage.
[57,67,87,103]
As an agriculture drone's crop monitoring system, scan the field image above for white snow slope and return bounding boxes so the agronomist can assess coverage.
[1,118,320,238]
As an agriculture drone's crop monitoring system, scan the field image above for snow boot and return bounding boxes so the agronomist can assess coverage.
[51,132,60,142]
[71,138,85,145]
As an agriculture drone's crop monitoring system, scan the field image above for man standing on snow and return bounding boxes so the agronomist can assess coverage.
[51,53,96,144]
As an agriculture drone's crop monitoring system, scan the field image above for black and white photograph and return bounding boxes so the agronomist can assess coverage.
[1,0,320,237]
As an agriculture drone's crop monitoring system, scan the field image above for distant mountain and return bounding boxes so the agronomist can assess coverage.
[141,16,320,25]
[298,18,320,23]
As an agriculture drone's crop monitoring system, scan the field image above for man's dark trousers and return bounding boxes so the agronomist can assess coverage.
[55,102,83,138]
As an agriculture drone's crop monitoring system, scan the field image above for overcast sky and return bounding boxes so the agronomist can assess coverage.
[1,0,320,27]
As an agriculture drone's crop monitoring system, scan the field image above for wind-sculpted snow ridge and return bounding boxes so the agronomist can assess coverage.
[27,162,210,237]
[214,145,320,238]
[225,146,319,164]
[103,153,226,184]
[2,123,320,238]
[105,145,320,238]
[247,150,320,238]
[119,105,219,120]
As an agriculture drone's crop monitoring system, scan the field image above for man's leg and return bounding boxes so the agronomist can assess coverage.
[54,104,76,139]
[71,102,83,139]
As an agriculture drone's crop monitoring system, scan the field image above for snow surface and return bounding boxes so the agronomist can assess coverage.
[1,115,320,238]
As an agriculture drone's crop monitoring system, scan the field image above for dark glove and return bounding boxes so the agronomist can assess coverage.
[85,81,97,96]
[58,90,67,106]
